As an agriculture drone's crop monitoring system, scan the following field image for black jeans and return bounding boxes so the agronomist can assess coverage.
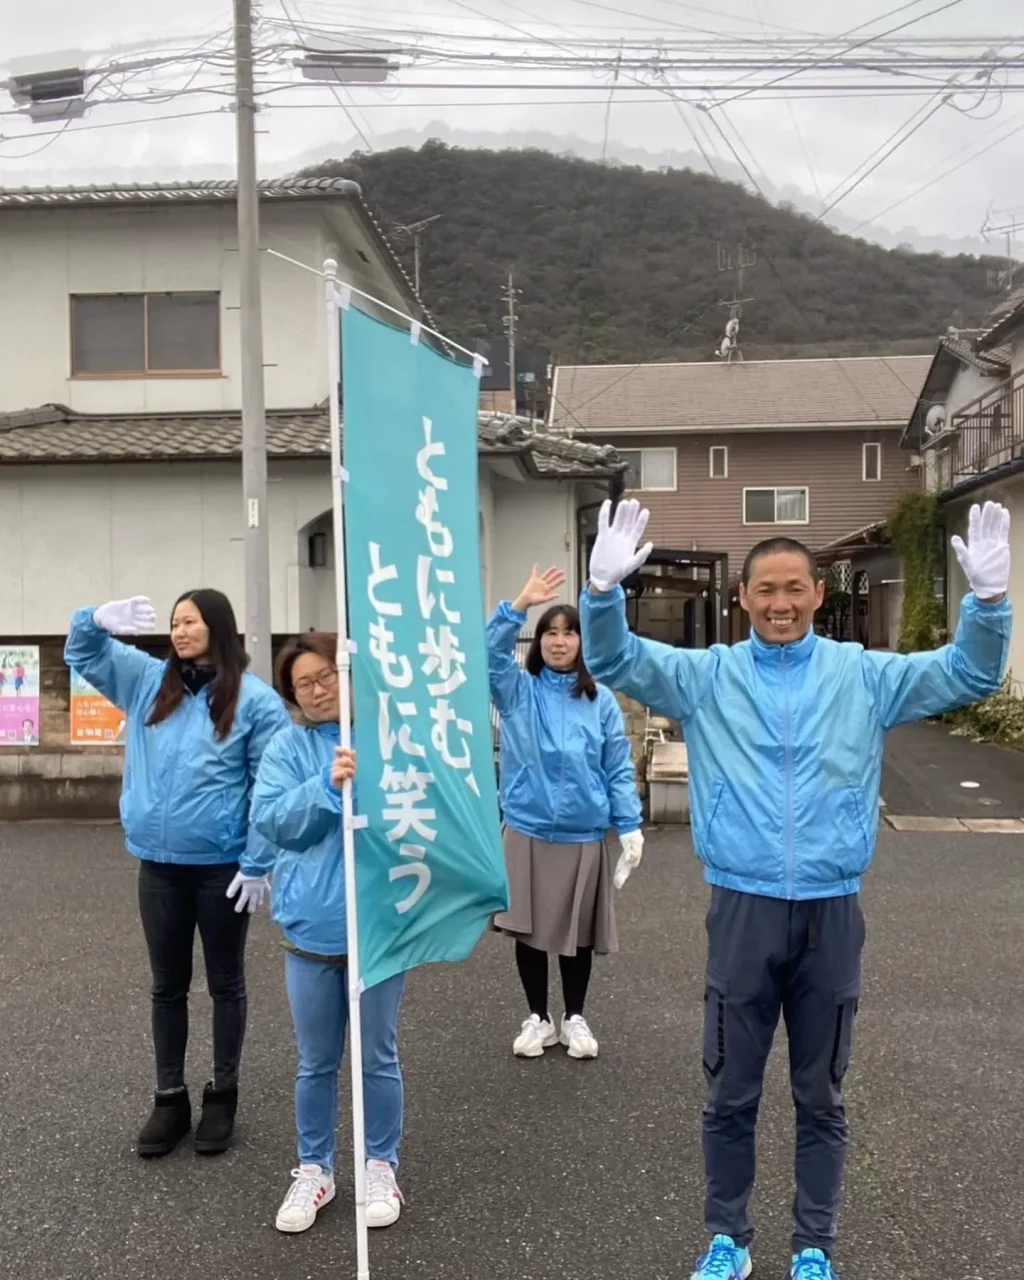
[137,860,250,1093]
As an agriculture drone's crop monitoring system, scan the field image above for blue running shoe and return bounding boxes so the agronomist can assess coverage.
[791,1248,837,1279]
[691,1234,753,1280]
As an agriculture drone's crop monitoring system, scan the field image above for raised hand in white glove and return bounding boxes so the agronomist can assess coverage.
[589,499,654,593]
[226,871,271,915]
[951,501,1011,602]
[93,596,158,635]
[613,829,645,890]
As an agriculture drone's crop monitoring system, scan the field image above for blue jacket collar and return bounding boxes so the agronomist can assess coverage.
[539,665,576,691]
[749,625,817,667]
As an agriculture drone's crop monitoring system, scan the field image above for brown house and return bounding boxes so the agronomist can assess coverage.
[550,354,931,644]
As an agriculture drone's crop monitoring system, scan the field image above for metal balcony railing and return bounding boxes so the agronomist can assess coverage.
[936,369,1024,490]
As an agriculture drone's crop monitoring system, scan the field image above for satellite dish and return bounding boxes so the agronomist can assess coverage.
[924,404,946,436]
[725,317,740,338]
[717,336,733,358]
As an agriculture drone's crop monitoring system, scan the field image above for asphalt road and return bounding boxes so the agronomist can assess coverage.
[1,822,1022,1280]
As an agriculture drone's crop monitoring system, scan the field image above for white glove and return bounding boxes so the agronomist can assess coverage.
[613,830,644,890]
[589,499,654,593]
[951,501,1011,602]
[93,596,158,635]
[226,871,271,915]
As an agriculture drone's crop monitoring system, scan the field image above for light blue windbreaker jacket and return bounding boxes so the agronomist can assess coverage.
[488,600,643,844]
[64,607,291,865]
[580,587,1011,900]
[247,721,349,957]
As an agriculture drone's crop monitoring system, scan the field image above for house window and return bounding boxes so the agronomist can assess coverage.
[743,487,809,525]
[709,445,728,479]
[619,447,676,491]
[862,442,881,482]
[70,292,220,376]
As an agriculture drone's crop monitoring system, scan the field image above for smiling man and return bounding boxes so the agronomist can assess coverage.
[579,499,1012,1280]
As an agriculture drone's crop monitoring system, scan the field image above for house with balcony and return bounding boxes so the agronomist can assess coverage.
[0,178,623,812]
[551,353,930,644]
[904,294,1024,680]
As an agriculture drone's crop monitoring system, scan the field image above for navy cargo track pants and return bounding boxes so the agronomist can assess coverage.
[701,886,865,1258]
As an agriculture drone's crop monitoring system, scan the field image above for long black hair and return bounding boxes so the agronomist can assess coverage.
[146,589,249,741]
[524,603,597,701]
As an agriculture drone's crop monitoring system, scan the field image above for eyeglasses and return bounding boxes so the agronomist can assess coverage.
[293,667,339,696]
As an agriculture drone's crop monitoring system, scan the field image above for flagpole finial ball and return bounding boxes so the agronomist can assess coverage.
[324,257,339,281]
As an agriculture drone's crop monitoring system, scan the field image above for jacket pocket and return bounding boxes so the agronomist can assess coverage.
[700,780,726,849]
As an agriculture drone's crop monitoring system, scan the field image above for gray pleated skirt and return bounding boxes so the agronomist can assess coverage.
[492,827,618,956]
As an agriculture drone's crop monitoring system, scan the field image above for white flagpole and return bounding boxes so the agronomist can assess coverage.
[324,258,371,1280]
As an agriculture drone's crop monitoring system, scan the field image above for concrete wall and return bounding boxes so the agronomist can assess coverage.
[0,459,331,636]
[488,469,578,611]
[0,200,413,416]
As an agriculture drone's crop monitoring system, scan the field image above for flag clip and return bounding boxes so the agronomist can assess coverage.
[472,354,485,380]
[337,283,352,311]
[347,814,369,831]
[338,465,350,482]
[410,320,422,346]
[344,638,358,654]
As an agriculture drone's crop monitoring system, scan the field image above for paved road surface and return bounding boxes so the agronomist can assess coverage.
[1,822,1022,1280]
[882,720,1024,817]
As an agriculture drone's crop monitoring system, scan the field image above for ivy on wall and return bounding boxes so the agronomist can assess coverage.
[887,492,944,653]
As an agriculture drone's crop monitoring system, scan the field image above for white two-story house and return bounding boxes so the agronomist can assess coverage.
[903,299,1024,682]
[0,178,622,807]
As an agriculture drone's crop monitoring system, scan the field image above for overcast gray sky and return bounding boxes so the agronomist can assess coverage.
[0,0,1021,256]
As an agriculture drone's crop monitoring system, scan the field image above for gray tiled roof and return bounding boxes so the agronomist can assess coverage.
[0,405,625,479]
[550,354,933,433]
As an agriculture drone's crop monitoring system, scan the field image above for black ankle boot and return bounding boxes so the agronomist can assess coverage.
[138,1088,191,1157]
[194,1082,238,1155]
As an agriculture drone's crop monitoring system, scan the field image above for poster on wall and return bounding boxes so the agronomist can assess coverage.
[70,671,127,746]
[0,645,41,745]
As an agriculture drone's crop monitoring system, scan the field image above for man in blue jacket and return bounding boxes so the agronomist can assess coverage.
[580,498,1012,1280]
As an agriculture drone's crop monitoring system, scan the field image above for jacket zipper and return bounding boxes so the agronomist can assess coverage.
[161,692,195,856]
[551,680,569,840]
[782,648,795,893]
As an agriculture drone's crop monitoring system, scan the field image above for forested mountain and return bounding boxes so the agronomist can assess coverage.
[296,141,1008,364]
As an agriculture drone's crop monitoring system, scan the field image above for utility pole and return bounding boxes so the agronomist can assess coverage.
[234,0,272,682]
[502,271,521,415]
[392,214,442,296]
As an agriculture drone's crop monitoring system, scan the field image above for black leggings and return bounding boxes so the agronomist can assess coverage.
[515,941,593,1020]
[137,860,250,1092]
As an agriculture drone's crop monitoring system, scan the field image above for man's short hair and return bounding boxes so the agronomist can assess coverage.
[741,537,817,586]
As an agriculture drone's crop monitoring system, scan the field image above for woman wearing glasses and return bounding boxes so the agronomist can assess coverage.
[246,632,407,1235]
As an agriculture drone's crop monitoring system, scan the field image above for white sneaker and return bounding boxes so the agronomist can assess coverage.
[513,1013,559,1057]
[560,1014,599,1059]
[366,1159,403,1228]
[275,1164,336,1233]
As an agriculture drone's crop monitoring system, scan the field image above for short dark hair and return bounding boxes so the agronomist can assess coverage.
[276,631,338,705]
[525,604,597,701]
[741,537,817,586]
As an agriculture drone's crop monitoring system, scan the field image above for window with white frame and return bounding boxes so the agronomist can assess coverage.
[743,486,809,525]
[862,441,881,482]
[709,445,728,478]
[619,447,677,491]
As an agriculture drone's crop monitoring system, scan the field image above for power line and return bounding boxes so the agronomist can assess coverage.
[277,0,376,150]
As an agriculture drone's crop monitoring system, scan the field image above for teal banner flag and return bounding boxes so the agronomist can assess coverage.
[342,306,509,990]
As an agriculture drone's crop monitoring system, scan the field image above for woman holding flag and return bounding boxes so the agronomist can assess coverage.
[248,632,406,1236]
[487,565,644,1060]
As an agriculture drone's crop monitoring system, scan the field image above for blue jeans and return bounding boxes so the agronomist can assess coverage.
[285,952,406,1174]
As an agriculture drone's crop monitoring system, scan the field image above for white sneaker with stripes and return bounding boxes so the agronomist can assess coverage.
[275,1164,336,1234]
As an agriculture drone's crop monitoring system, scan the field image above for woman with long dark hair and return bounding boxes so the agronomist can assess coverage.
[487,566,644,1060]
[64,590,291,1157]
[248,632,407,1235]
